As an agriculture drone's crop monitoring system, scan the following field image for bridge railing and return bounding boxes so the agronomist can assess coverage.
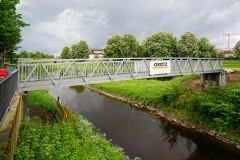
[0,69,18,124]
[18,58,224,90]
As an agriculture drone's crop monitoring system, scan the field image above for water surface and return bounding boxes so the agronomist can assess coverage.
[49,86,240,160]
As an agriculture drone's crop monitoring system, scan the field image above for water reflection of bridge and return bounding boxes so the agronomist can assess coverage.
[18,58,225,91]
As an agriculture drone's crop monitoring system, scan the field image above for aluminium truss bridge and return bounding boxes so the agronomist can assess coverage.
[17,57,224,91]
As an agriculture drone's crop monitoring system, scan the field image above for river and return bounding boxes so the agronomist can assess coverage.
[48,86,240,160]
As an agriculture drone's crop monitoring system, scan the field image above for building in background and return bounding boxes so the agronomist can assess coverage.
[216,48,235,58]
[89,48,104,59]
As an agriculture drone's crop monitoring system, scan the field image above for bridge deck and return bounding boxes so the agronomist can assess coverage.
[18,58,224,91]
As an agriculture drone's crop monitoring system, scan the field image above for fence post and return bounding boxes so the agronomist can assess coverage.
[22,91,28,118]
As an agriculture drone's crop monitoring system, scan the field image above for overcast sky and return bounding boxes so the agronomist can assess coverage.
[17,0,240,55]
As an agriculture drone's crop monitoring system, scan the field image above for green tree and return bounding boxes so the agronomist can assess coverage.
[71,41,89,59]
[198,37,218,58]
[19,50,29,58]
[34,51,44,59]
[18,51,53,59]
[71,44,77,59]
[43,54,54,58]
[137,45,146,57]
[0,0,29,67]
[233,40,240,58]
[143,32,177,57]
[60,46,71,59]
[104,34,142,58]
[121,34,140,57]
[104,35,123,58]
[177,32,199,57]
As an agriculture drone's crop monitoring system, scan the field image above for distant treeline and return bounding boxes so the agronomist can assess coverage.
[6,51,54,63]
[60,31,231,59]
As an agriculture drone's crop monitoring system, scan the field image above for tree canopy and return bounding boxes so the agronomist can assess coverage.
[0,0,29,66]
[198,37,218,58]
[121,34,140,57]
[104,35,122,58]
[104,34,142,58]
[176,32,199,57]
[60,46,71,59]
[18,50,54,59]
[71,41,89,59]
[143,32,177,57]
[233,40,240,58]
[0,0,29,52]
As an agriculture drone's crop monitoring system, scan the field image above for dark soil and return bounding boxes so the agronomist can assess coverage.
[28,107,55,125]
[226,70,240,83]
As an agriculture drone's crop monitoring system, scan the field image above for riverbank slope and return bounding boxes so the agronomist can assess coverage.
[90,72,240,154]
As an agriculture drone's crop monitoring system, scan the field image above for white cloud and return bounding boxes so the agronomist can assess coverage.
[17,0,240,53]
[17,0,38,18]
[206,1,240,24]
[27,9,109,52]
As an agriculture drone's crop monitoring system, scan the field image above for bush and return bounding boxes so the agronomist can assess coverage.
[188,82,240,132]
[161,84,187,108]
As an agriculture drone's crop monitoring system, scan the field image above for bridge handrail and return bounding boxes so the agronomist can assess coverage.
[17,57,224,63]
[0,69,18,124]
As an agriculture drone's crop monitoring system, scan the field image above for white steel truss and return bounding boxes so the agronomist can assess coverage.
[18,58,224,91]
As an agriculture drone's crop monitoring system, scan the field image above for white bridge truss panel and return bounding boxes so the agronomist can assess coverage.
[18,58,224,91]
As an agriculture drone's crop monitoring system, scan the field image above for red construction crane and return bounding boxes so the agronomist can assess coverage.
[222,33,240,49]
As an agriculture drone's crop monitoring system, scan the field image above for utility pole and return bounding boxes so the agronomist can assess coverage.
[222,33,240,49]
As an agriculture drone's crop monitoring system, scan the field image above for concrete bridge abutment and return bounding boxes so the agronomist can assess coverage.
[0,92,28,160]
[200,71,226,87]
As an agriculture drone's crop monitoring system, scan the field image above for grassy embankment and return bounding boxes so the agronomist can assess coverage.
[224,60,240,70]
[91,76,240,143]
[14,90,130,160]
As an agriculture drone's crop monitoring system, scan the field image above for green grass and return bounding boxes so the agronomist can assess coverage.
[27,90,56,114]
[223,60,240,69]
[15,90,129,160]
[91,76,191,107]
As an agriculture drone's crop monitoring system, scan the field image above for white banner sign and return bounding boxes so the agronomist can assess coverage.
[150,61,171,75]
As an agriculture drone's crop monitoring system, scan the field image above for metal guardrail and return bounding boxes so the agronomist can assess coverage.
[18,58,224,91]
[0,70,18,124]
[6,64,17,73]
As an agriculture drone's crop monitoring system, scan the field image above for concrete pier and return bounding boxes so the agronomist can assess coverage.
[200,71,226,87]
